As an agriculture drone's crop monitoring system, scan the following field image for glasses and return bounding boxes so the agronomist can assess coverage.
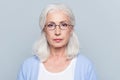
[45,22,73,30]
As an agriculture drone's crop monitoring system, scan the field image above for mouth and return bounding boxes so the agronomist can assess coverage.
[53,38,63,42]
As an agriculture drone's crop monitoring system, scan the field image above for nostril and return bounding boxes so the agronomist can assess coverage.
[55,30,61,36]
[55,33,60,36]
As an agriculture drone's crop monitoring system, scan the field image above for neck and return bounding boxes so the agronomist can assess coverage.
[49,46,67,57]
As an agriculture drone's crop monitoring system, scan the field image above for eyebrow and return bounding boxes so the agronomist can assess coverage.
[46,20,70,24]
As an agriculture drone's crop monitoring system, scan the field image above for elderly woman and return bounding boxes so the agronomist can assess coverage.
[17,3,97,80]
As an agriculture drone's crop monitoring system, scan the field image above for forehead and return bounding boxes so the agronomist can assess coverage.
[46,9,70,23]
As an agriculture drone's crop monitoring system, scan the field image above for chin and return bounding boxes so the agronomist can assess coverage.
[52,44,66,49]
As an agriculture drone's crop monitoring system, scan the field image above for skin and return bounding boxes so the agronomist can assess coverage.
[43,9,73,73]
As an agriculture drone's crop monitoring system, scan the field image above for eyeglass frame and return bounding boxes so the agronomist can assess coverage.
[44,22,73,30]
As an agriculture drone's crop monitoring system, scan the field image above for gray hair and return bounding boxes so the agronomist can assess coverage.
[33,3,80,62]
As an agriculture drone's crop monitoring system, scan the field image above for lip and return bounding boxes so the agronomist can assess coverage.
[53,38,63,42]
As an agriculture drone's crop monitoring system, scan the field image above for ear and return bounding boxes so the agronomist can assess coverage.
[43,27,46,32]
[70,27,73,35]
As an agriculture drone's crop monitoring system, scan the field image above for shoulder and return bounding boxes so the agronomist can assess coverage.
[17,56,39,80]
[23,55,39,63]
[75,54,97,80]
[22,55,39,67]
[23,55,39,64]
[76,54,94,66]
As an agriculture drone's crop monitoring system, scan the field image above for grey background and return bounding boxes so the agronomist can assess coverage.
[0,0,120,80]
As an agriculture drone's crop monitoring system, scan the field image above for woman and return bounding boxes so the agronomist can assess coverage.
[17,3,97,80]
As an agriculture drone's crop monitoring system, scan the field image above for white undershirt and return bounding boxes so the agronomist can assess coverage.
[38,58,76,80]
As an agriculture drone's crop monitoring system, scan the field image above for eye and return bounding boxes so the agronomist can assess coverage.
[61,23,68,27]
[47,23,54,27]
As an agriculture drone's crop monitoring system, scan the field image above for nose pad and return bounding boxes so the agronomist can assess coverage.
[55,26,61,36]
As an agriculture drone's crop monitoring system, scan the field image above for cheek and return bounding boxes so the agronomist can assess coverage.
[45,33,50,40]
[63,31,72,42]
[45,32,53,42]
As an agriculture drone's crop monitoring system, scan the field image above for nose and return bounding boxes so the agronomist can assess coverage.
[55,25,61,36]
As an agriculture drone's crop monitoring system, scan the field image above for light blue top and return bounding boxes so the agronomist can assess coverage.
[17,54,97,80]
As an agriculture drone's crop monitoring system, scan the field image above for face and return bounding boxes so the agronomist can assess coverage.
[44,10,73,49]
